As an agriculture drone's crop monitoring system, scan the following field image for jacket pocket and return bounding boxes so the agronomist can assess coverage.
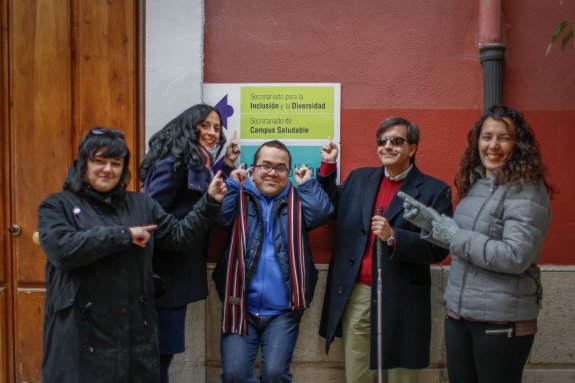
[150,272,167,298]
[485,326,514,337]
[46,269,81,315]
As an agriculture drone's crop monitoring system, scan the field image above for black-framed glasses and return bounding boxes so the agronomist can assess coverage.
[89,127,126,139]
[377,136,408,146]
[254,164,292,176]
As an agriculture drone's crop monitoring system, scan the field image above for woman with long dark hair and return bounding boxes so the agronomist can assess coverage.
[139,104,239,382]
[402,105,553,383]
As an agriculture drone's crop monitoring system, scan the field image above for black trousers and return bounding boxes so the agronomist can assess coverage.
[445,316,534,383]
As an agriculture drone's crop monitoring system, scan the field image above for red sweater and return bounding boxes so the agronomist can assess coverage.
[358,176,402,285]
[318,162,403,285]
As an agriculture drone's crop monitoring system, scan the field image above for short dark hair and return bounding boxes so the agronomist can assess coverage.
[253,140,292,168]
[376,116,420,163]
[71,127,131,197]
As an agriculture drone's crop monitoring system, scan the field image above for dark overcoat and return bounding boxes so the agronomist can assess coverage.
[318,165,452,369]
[143,156,233,307]
[38,175,220,383]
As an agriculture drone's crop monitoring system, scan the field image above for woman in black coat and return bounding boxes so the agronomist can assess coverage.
[139,104,239,382]
[38,128,226,383]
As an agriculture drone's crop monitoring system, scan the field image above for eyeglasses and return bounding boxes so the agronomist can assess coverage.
[89,128,125,139]
[376,136,408,146]
[254,164,292,176]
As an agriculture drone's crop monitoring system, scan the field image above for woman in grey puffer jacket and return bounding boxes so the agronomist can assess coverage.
[402,105,553,383]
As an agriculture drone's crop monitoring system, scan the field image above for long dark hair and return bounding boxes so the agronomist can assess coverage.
[70,127,131,198]
[139,104,225,182]
[454,105,553,199]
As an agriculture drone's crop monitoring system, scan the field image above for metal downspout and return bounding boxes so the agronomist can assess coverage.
[478,0,506,113]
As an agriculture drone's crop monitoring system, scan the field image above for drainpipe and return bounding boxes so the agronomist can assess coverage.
[478,0,505,113]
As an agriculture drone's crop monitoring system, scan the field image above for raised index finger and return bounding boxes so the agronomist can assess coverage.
[141,224,158,232]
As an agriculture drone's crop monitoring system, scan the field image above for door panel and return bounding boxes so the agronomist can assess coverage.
[14,290,44,382]
[3,1,142,381]
[10,1,71,382]
[11,0,72,284]
[1,0,10,381]
[0,290,7,382]
[75,0,139,183]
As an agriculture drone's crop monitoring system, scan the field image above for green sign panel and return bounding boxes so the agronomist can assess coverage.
[241,86,335,139]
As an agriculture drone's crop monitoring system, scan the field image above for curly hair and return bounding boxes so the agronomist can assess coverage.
[138,104,225,182]
[454,105,553,199]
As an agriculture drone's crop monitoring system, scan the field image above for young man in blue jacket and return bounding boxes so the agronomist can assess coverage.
[213,140,334,383]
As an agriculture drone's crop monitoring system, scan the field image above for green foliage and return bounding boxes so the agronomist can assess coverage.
[547,20,575,56]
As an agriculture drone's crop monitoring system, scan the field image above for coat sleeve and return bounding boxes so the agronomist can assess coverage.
[143,158,181,210]
[38,195,133,271]
[297,178,334,230]
[154,194,221,251]
[450,182,551,274]
[391,183,453,264]
[220,162,235,178]
[214,178,242,227]
[317,169,342,210]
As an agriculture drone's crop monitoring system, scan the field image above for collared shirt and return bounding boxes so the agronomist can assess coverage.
[385,164,413,181]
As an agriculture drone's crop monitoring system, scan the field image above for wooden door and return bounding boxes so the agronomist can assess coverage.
[1,1,143,381]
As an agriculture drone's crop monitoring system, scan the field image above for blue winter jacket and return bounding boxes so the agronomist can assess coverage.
[212,177,334,314]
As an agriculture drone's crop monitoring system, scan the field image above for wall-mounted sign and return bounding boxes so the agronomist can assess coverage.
[203,83,340,182]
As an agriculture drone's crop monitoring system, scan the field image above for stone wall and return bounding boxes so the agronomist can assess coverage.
[169,265,575,383]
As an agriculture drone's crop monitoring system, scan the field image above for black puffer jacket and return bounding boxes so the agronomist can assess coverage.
[38,172,220,383]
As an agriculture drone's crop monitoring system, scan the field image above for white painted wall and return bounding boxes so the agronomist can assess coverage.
[145,0,204,145]
[144,3,206,380]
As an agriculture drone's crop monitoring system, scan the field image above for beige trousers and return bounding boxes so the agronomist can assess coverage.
[342,283,420,383]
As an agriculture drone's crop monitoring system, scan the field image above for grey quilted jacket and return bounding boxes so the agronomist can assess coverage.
[445,175,551,322]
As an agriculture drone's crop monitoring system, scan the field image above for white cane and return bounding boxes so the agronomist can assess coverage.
[376,207,384,383]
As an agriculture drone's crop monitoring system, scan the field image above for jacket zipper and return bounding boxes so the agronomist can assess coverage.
[245,196,288,313]
[271,199,291,298]
[246,196,286,277]
[246,196,264,280]
[485,327,513,337]
[457,184,498,316]
[524,267,543,308]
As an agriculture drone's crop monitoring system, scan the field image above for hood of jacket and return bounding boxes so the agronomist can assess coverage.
[243,176,290,204]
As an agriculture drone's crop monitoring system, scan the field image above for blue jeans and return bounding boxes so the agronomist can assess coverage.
[220,310,303,383]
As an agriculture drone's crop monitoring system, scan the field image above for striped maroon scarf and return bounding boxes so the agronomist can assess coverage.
[221,183,308,335]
